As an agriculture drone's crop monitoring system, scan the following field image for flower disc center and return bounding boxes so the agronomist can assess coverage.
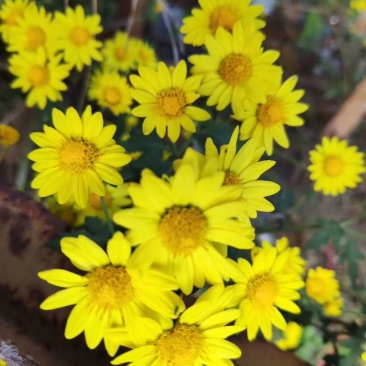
[323,156,343,177]
[27,26,46,50]
[28,65,49,87]
[257,96,284,127]
[247,273,277,308]
[156,87,187,119]
[69,26,90,46]
[219,54,252,86]
[210,7,238,33]
[104,87,121,106]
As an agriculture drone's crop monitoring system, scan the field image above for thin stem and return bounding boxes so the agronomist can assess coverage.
[161,6,180,65]
[91,0,97,13]
[100,196,115,234]
[273,149,307,170]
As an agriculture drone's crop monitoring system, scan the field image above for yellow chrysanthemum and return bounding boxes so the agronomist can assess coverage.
[233,75,308,155]
[323,296,343,317]
[88,70,133,116]
[6,3,57,54]
[54,5,103,71]
[9,48,70,109]
[113,164,254,295]
[203,126,280,218]
[306,267,341,305]
[189,22,282,113]
[39,232,184,353]
[28,106,132,208]
[111,284,244,366]
[350,0,366,12]
[362,350,366,365]
[74,183,132,226]
[256,236,306,278]
[0,0,29,43]
[132,38,158,69]
[0,124,20,147]
[232,247,304,341]
[181,0,265,46]
[308,136,366,196]
[130,60,211,143]
[102,31,138,72]
[275,321,303,351]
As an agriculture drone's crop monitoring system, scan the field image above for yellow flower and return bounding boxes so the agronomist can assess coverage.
[181,0,265,46]
[306,267,341,305]
[0,0,29,43]
[0,124,20,147]
[350,0,366,12]
[233,75,308,155]
[102,31,137,72]
[88,70,133,116]
[54,5,103,71]
[203,126,280,218]
[362,350,366,364]
[0,359,7,366]
[74,184,132,226]
[28,106,132,208]
[39,232,184,353]
[130,60,210,143]
[111,285,244,365]
[189,22,282,113]
[308,136,366,196]
[132,38,158,69]
[257,236,306,278]
[6,3,58,54]
[9,48,70,109]
[324,296,343,317]
[113,164,254,295]
[275,321,303,351]
[232,247,304,341]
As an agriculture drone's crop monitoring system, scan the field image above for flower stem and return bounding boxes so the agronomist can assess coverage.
[100,196,114,234]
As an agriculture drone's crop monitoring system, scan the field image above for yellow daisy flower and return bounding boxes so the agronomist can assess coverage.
[232,247,304,341]
[305,267,341,305]
[203,126,280,218]
[0,124,20,147]
[130,60,210,143]
[9,48,70,109]
[362,350,366,365]
[132,38,158,69]
[0,0,29,43]
[323,296,343,317]
[54,5,103,71]
[88,70,133,116]
[308,136,366,196]
[275,321,303,351]
[233,75,308,155]
[6,3,57,54]
[28,106,132,208]
[189,22,282,113]
[39,232,184,351]
[111,285,244,365]
[74,183,132,227]
[102,31,138,72]
[113,164,254,295]
[256,236,306,278]
[350,0,366,12]
[181,0,265,46]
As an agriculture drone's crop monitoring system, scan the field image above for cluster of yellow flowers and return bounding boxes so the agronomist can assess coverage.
[1,0,366,364]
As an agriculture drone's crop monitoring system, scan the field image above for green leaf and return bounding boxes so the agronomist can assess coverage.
[304,230,331,250]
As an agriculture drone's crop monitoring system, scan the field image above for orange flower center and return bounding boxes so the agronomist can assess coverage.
[247,273,277,308]
[257,96,284,127]
[89,191,112,210]
[210,6,238,33]
[69,26,90,46]
[223,171,241,186]
[87,266,134,309]
[104,87,121,106]
[323,156,343,177]
[0,124,20,147]
[219,54,252,86]
[114,47,126,61]
[28,65,49,87]
[26,26,46,51]
[156,325,204,365]
[58,138,99,174]
[160,206,207,256]
[5,8,24,25]
[156,87,187,119]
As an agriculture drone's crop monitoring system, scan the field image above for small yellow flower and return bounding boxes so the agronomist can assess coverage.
[54,5,103,71]
[308,136,366,196]
[0,124,20,147]
[28,106,131,208]
[323,296,343,317]
[350,0,366,12]
[9,48,70,109]
[132,38,158,69]
[88,70,133,116]
[275,321,303,351]
[306,267,341,305]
